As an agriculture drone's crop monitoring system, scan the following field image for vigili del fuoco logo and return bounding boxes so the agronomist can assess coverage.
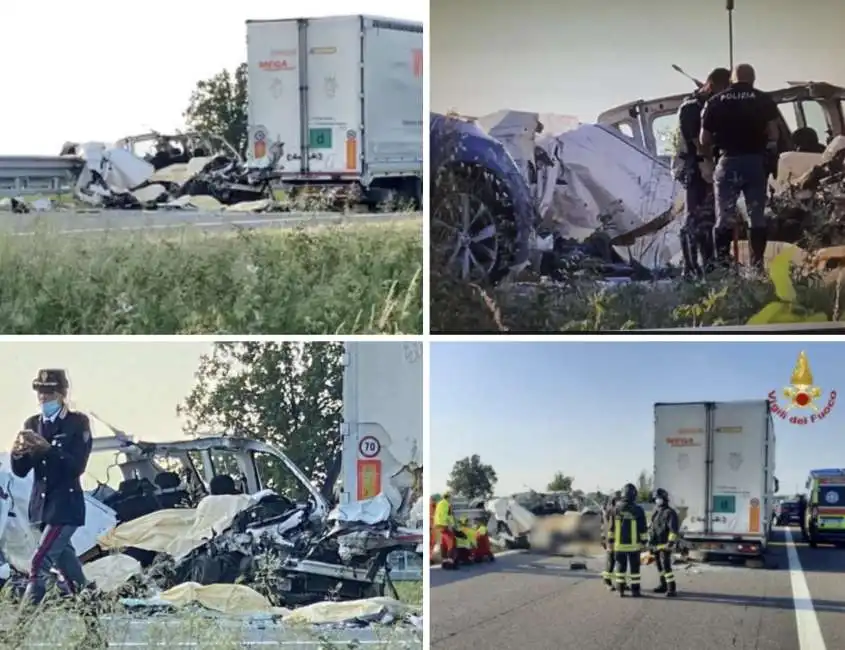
[768,351,836,425]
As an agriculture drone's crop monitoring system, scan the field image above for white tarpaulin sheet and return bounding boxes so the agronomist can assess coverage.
[482,111,684,268]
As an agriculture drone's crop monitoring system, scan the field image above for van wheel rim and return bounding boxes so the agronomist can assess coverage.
[432,193,499,281]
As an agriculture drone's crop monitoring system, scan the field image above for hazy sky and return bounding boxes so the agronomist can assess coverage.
[431,0,845,123]
[0,341,211,488]
[430,341,844,496]
[0,0,425,155]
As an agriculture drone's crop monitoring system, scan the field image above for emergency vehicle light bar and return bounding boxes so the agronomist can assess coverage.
[809,469,845,480]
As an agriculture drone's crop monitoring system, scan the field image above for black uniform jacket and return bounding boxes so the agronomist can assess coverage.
[11,410,92,527]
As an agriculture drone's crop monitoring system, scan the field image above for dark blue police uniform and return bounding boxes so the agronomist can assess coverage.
[701,83,780,266]
[11,406,92,597]
[677,91,716,275]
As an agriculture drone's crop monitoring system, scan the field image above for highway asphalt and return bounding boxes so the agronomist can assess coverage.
[431,527,844,650]
[0,210,420,236]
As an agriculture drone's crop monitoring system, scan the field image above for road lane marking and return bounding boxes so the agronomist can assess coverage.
[430,548,523,570]
[784,527,827,650]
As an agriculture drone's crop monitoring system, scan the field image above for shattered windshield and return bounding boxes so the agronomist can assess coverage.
[652,114,678,158]
[252,451,313,503]
[781,101,800,134]
[802,101,829,142]
[82,451,127,491]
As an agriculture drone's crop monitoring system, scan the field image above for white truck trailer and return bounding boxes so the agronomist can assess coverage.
[245,15,423,207]
[654,400,777,559]
[339,342,423,519]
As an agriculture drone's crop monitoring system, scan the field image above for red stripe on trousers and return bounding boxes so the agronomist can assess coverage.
[29,525,63,583]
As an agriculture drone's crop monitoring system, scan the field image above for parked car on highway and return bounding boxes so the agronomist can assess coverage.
[775,499,802,526]
[429,112,537,284]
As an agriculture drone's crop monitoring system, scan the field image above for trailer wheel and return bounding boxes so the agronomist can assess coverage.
[431,164,517,285]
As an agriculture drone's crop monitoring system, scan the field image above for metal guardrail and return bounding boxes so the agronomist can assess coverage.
[635,323,845,333]
[0,155,82,197]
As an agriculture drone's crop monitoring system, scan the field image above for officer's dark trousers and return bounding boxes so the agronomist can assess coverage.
[713,154,769,267]
[29,524,87,593]
[682,173,716,275]
[655,549,676,592]
[614,550,641,592]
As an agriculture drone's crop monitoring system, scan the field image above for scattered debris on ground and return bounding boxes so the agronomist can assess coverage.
[434,86,845,329]
[0,436,423,631]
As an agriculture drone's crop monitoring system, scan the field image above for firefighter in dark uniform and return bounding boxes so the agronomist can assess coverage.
[699,63,781,270]
[674,68,731,277]
[649,488,679,597]
[11,369,93,604]
[612,483,648,597]
[601,491,621,591]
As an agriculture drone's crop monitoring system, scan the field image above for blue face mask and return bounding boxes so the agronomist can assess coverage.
[41,400,61,418]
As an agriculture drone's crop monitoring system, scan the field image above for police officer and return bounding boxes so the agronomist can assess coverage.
[601,491,621,591]
[611,483,648,597]
[11,369,93,604]
[699,63,781,270]
[797,493,808,540]
[649,488,680,597]
[674,68,731,277]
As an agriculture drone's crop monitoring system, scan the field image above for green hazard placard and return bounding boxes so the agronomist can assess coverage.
[309,128,332,149]
[712,495,736,514]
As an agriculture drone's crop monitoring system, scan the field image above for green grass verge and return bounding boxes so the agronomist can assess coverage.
[0,220,421,334]
[431,264,845,331]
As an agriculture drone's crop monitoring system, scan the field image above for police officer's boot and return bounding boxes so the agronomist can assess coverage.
[630,584,642,598]
[714,228,734,268]
[680,228,701,279]
[20,580,46,608]
[603,577,616,592]
[666,580,678,597]
[749,228,768,271]
[617,582,627,597]
[696,228,716,274]
[653,576,668,594]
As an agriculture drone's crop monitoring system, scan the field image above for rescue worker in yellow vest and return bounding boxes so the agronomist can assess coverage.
[456,515,476,564]
[473,517,495,562]
[434,492,459,569]
[612,483,648,597]
[648,488,679,597]
[429,495,439,556]
[601,492,622,591]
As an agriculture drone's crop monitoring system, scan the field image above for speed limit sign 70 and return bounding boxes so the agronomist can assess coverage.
[358,435,381,458]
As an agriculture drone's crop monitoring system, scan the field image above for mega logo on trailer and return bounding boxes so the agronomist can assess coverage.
[768,351,837,425]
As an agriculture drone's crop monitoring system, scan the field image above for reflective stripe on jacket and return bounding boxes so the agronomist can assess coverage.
[612,500,648,552]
